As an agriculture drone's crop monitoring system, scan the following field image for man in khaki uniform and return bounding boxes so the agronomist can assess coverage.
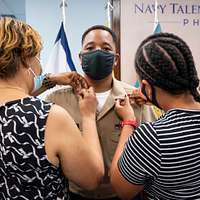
[46,25,156,200]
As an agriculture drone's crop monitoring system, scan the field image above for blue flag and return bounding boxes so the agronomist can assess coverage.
[134,80,140,88]
[45,22,76,73]
[154,22,162,33]
[153,0,162,34]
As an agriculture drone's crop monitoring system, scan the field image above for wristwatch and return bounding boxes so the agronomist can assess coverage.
[42,73,56,89]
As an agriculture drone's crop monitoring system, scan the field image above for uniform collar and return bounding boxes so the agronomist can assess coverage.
[96,78,127,120]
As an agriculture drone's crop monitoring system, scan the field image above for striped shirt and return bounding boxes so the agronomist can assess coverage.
[118,108,200,200]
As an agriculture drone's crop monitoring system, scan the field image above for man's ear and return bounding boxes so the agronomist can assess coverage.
[114,53,119,67]
[142,80,152,100]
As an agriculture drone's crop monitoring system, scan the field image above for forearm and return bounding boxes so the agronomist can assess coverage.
[30,74,57,96]
[82,117,103,159]
[31,86,47,96]
[81,116,104,183]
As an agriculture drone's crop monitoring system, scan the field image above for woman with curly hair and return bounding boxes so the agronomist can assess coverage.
[0,17,104,199]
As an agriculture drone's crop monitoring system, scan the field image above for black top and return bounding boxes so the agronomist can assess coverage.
[0,97,69,199]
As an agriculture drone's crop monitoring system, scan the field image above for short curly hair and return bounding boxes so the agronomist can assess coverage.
[0,17,42,79]
[81,25,117,46]
[135,32,200,102]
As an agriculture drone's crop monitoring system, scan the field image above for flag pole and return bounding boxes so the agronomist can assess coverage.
[154,0,158,31]
[60,0,67,29]
[106,0,113,28]
[153,0,162,33]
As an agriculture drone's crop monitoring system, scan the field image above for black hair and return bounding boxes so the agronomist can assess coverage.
[135,32,200,102]
[81,25,117,46]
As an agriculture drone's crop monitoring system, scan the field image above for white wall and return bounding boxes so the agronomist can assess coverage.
[25,0,107,73]
[121,0,200,85]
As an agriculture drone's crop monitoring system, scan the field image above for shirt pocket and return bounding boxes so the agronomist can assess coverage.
[109,129,121,158]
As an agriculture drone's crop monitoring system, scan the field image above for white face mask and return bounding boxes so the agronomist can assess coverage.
[29,68,44,93]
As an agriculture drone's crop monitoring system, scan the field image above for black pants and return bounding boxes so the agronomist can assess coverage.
[69,191,142,200]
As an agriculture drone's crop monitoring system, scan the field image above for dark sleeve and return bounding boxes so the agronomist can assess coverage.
[118,123,161,185]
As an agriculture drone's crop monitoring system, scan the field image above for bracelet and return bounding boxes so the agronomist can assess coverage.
[120,120,138,129]
[42,73,56,89]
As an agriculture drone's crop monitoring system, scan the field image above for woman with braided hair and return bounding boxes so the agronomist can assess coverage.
[111,33,200,200]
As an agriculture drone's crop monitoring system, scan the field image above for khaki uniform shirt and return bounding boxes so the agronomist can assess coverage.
[46,78,157,199]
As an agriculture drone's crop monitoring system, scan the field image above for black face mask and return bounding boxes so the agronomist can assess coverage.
[141,84,162,109]
[81,50,114,80]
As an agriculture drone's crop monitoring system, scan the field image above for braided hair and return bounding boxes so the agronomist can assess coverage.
[135,33,200,102]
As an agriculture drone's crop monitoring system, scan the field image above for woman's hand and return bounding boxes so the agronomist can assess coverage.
[115,95,136,121]
[50,72,89,94]
[78,87,97,120]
